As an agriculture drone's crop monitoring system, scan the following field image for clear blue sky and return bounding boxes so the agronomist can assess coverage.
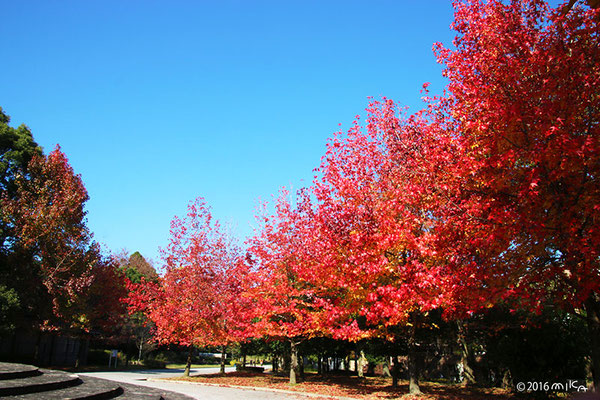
[1,1,455,265]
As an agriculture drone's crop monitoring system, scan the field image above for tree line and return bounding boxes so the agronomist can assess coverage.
[127,0,600,395]
[0,108,159,364]
[1,0,598,396]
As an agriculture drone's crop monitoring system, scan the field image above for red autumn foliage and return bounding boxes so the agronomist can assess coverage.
[126,197,244,347]
[427,0,600,388]
[131,0,600,393]
[244,190,331,341]
[2,145,127,333]
[425,0,600,315]
[240,0,600,391]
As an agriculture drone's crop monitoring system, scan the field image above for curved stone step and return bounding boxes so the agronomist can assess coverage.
[0,369,81,396]
[0,362,42,380]
[16,375,178,400]
[14,376,124,399]
[0,363,194,399]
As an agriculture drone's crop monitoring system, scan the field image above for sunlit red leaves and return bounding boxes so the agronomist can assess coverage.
[126,197,244,347]
[243,190,330,340]
[126,1,600,368]
[309,98,460,335]
[244,0,600,341]
[242,100,453,342]
[431,0,600,313]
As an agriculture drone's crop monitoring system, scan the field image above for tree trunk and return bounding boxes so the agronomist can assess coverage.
[75,341,81,369]
[220,346,226,374]
[272,354,278,373]
[585,293,600,392]
[318,355,322,375]
[408,324,422,395]
[358,350,365,378]
[289,340,300,385]
[502,369,512,389]
[137,332,144,362]
[283,349,290,373]
[243,353,247,368]
[183,346,193,377]
[75,336,89,369]
[391,355,400,387]
[457,320,476,386]
[299,355,305,380]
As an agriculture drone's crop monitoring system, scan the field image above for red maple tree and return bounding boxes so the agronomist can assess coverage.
[127,197,244,375]
[244,189,338,384]
[335,0,600,390]
[305,101,458,394]
[2,146,125,334]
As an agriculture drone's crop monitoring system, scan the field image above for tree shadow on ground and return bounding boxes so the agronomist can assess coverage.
[176,371,517,399]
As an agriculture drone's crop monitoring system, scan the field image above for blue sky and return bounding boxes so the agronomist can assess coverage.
[1,1,456,265]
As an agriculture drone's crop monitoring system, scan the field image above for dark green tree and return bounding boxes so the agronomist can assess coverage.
[117,250,159,361]
[0,107,41,248]
[117,250,159,284]
[0,108,42,334]
[0,108,126,339]
[127,251,158,282]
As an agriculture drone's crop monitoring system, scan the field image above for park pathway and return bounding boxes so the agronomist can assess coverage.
[79,367,333,400]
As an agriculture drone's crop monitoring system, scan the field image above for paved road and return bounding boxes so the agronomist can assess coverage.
[79,367,326,400]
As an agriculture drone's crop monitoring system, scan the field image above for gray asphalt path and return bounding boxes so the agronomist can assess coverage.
[79,367,327,400]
